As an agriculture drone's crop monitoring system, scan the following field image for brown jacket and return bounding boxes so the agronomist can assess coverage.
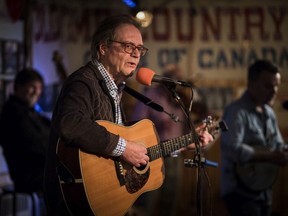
[44,62,124,215]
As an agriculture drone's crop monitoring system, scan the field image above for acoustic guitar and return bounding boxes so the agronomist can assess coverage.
[234,124,285,193]
[56,118,221,216]
[236,161,279,192]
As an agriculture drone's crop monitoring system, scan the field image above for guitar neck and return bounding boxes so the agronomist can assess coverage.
[146,116,223,161]
[147,133,196,161]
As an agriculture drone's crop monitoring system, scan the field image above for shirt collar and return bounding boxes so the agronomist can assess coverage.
[92,59,125,94]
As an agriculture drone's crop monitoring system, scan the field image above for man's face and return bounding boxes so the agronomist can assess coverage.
[250,71,281,106]
[100,24,144,83]
[17,80,43,107]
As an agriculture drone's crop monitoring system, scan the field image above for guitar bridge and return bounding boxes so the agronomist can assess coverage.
[114,159,126,186]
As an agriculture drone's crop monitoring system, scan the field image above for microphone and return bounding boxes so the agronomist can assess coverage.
[184,158,219,168]
[136,67,192,87]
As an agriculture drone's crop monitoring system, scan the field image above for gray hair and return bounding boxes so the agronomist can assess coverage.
[90,14,141,61]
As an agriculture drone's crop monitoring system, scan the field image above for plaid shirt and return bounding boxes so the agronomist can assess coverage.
[92,59,126,156]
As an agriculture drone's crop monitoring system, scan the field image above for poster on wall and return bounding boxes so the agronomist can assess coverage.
[1,40,20,76]
[31,1,288,119]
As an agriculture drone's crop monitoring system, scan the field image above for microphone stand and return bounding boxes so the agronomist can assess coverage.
[124,84,222,215]
[164,83,208,216]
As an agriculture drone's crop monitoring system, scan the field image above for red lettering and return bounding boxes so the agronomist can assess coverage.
[32,4,287,44]
[200,7,222,41]
[268,7,287,41]
[65,7,79,42]
[33,4,111,43]
[44,4,62,42]
[243,7,269,41]
[152,8,170,41]
[33,5,46,42]
[89,8,111,43]
[222,7,241,41]
[174,7,195,42]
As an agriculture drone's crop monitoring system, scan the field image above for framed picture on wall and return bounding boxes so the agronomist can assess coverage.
[0,39,23,109]
[2,40,20,75]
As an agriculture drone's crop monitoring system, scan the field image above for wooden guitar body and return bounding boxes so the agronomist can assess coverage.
[57,119,164,216]
[56,117,220,215]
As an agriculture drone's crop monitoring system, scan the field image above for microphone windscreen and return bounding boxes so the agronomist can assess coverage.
[136,68,155,86]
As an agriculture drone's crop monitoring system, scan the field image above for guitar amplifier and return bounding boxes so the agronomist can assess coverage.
[0,192,41,216]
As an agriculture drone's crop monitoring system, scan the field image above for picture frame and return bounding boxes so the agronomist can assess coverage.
[1,39,20,75]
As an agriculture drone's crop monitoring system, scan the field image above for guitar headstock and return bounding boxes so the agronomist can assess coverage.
[202,116,228,138]
[52,50,67,81]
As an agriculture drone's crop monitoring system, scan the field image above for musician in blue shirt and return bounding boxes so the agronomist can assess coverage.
[220,59,288,216]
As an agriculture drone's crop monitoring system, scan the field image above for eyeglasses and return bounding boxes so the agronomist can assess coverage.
[109,40,148,56]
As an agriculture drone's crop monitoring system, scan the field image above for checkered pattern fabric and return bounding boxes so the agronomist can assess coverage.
[92,60,126,156]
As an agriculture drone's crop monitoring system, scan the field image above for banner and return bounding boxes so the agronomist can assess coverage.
[32,2,288,83]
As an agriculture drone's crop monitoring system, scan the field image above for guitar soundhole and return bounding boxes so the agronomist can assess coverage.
[137,164,146,171]
[125,165,150,193]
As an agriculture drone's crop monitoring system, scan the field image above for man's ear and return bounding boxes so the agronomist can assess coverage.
[99,43,107,55]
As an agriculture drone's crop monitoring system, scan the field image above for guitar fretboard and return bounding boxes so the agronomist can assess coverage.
[147,133,195,161]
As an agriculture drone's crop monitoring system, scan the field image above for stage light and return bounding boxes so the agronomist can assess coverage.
[135,10,153,28]
[122,0,136,8]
